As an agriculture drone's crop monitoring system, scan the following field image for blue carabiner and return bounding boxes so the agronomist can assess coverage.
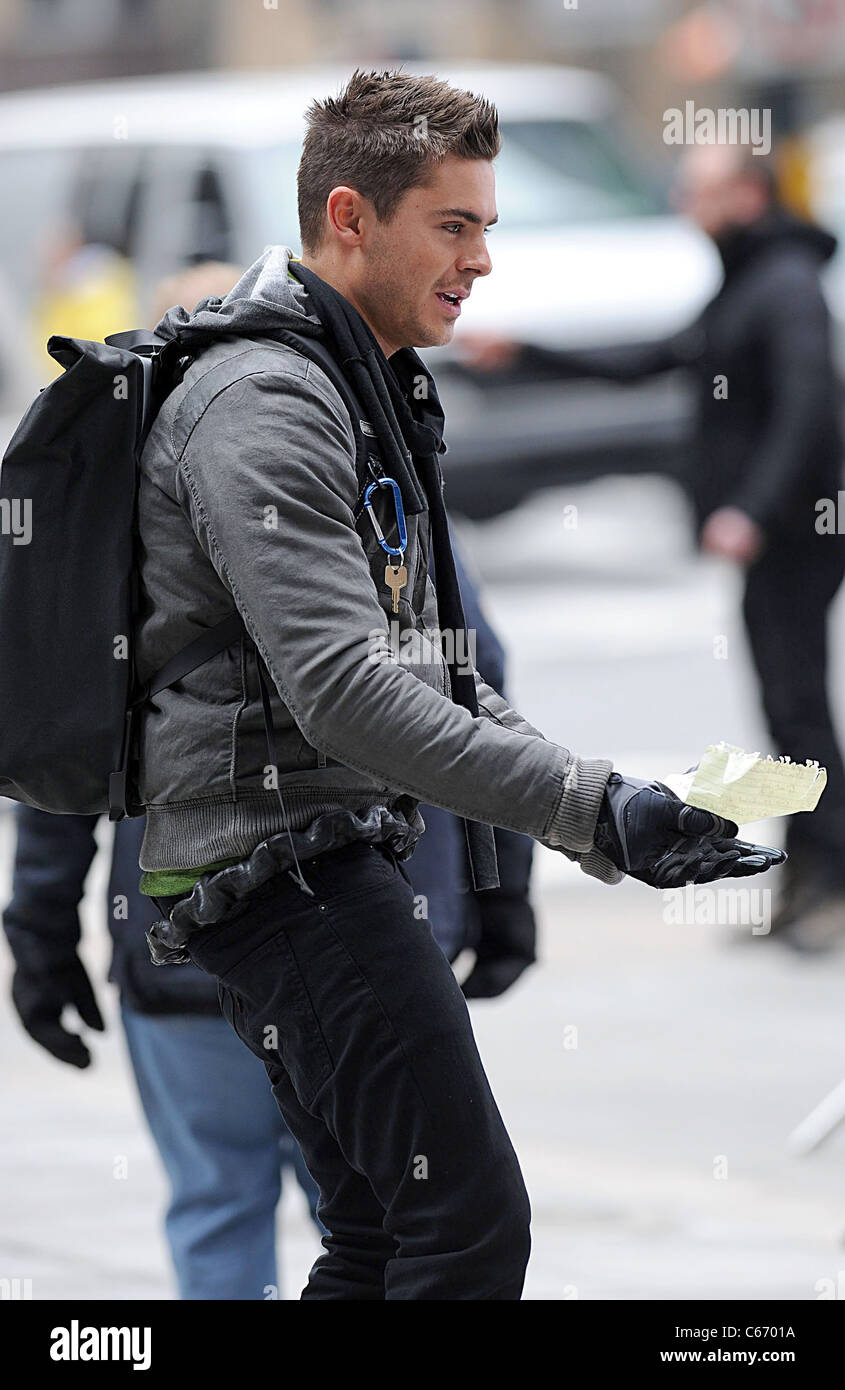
[363,476,408,557]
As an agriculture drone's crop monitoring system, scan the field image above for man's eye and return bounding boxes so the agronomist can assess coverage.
[442,222,493,235]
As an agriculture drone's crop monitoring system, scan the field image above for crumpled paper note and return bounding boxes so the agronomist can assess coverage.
[662,741,827,824]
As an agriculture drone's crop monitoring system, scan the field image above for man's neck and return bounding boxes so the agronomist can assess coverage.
[299,252,397,359]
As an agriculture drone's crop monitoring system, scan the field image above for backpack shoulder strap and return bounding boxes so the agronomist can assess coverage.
[105,329,166,352]
[102,328,191,440]
[135,611,245,705]
[110,611,246,820]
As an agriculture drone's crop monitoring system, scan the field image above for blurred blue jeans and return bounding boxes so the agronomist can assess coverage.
[121,1004,324,1300]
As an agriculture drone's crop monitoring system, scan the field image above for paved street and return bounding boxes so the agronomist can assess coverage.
[2,474,845,1300]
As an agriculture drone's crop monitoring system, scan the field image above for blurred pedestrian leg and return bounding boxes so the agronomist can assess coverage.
[743,533,845,947]
[121,1003,321,1299]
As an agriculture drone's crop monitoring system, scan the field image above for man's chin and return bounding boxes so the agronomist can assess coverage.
[412,321,455,351]
[393,313,456,352]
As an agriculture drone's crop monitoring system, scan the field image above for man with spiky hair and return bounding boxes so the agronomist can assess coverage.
[136,70,781,1299]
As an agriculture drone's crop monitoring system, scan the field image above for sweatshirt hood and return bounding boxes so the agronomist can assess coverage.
[154,245,324,350]
[717,208,838,275]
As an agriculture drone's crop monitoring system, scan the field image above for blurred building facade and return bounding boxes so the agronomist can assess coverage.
[2,1,845,153]
[0,0,218,86]
[0,0,680,89]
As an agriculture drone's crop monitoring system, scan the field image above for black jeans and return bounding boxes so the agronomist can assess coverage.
[172,841,531,1300]
[742,533,845,876]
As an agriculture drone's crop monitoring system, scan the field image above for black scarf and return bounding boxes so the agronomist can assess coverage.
[288,260,499,891]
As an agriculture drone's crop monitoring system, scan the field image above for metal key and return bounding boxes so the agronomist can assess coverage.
[385,561,407,613]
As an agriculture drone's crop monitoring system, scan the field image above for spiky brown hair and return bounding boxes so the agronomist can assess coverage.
[297,68,500,251]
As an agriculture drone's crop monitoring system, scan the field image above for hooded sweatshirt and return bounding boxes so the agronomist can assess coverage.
[135,247,619,936]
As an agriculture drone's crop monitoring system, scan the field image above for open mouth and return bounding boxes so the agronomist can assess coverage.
[436,290,464,315]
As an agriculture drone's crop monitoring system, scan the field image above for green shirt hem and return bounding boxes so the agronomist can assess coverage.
[139,856,244,898]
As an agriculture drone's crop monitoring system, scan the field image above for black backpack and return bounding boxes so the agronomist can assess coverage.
[0,325,372,820]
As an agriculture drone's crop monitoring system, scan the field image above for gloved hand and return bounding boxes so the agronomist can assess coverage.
[11,957,105,1068]
[460,825,537,1000]
[593,773,786,889]
[460,901,536,1000]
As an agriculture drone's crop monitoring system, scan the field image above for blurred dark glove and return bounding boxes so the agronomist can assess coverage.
[459,825,537,1000]
[11,957,105,1068]
[593,772,786,890]
[460,896,536,1000]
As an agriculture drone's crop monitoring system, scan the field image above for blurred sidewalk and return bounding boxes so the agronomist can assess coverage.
[483,863,845,1301]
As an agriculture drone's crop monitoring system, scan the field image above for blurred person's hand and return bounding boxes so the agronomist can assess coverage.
[700,506,764,565]
[454,331,523,371]
[11,957,104,1068]
[594,772,785,890]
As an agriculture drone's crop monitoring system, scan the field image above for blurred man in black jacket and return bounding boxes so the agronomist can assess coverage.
[461,145,845,949]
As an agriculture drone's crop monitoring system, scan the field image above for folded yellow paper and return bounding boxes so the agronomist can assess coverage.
[663,742,827,824]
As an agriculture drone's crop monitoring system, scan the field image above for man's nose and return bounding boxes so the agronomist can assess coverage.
[458,235,492,279]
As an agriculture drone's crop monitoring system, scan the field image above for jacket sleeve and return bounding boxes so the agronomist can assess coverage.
[2,805,101,974]
[174,360,615,862]
[470,665,621,882]
[726,255,835,531]
[517,324,704,383]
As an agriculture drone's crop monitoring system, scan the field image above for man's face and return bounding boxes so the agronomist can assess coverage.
[673,146,767,241]
[350,154,497,356]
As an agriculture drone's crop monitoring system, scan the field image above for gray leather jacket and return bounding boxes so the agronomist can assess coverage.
[135,246,620,896]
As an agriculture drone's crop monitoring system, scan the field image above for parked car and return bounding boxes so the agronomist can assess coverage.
[0,63,721,513]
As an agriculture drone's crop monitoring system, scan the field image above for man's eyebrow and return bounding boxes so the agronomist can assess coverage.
[432,207,499,226]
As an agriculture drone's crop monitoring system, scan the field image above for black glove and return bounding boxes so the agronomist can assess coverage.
[11,957,105,1068]
[460,826,537,1000]
[461,899,536,1000]
[593,773,786,890]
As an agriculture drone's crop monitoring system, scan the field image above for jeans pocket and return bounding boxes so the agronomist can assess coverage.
[305,841,398,908]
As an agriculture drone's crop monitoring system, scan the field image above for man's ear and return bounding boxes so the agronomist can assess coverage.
[325,186,364,247]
